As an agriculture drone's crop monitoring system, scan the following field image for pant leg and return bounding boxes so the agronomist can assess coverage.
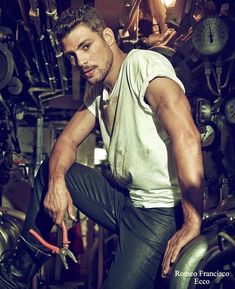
[21,159,126,243]
[103,199,184,289]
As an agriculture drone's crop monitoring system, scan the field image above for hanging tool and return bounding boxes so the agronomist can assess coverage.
[29,221,78,269]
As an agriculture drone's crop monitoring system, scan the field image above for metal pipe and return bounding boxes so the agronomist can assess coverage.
[35,115,44,175]
[48,32,69,92]
[120,0,141,36]
[17,0,46,83]
[44,0,69,92]
[0,207,25,221]
[29,0,56,91]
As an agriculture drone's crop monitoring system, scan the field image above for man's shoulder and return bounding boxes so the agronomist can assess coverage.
[127,49,167,61]
[125,49,170,70]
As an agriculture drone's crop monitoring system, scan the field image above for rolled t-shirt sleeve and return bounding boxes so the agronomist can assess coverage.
[127,50,185,113]
[84,84,97,116]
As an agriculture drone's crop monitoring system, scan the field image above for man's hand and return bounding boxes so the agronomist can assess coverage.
[161,222,201,277]
[43,106,96,225]
[43,177,76,225]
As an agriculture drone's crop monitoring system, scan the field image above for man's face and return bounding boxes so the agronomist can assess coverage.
[62,24,113,85]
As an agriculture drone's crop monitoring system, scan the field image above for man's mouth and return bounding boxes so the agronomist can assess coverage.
[83,68,96,78]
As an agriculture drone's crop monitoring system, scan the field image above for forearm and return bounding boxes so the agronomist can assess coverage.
[49,135,77,181]
[173,134,204,227]
[181,187,203,228]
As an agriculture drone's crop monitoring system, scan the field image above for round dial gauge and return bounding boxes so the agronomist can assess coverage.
[200,124,216,148]
[192,16,229,56]
[224,97,235,124]
[7,76,23,95]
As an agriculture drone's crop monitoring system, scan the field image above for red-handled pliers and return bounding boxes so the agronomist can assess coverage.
[29,221,78,269]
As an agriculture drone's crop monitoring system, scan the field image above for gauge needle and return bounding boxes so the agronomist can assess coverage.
[208,21,213,43]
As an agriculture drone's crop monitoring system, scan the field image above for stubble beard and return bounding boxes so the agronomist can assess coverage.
[87,48,113,85]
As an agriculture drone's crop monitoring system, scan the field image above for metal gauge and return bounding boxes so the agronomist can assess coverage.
[0,43,15,89]
[192,16,229,56]
[7,76,23,95]
[200,124,216,148]
[196,98,212,125]
[224,97,235,124]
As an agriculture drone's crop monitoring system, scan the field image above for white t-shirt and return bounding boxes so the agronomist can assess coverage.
[84,49,185,208]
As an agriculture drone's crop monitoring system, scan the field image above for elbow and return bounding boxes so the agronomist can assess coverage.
[179,177,203,194]
[54,134,77,152]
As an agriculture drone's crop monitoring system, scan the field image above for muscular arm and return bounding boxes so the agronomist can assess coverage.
[44,105,96,224]
[49,105,95,178]
[145,77,204,276]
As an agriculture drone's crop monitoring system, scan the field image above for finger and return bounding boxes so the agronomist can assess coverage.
[170,240,185,264]
[55,210,65,225]
[162,242,174,277]
[162,235,180,276]
[162,250,174,277]
[162,238,185,277]
[162,234,177,266]
[67,204,77,221]
[162,241,170,270]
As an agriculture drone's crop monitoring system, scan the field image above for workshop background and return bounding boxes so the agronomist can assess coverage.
[0,0,235,289]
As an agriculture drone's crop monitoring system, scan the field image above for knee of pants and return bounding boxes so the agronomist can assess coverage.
[35,158,50,185]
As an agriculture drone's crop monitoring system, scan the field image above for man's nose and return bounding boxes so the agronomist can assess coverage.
[74,51,87,68]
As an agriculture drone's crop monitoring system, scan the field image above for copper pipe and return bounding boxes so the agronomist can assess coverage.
[121,0,142,36]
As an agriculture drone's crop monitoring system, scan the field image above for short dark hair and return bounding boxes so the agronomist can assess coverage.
[53,5,106,40]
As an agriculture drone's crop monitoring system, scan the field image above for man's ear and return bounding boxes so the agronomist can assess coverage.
[102,27,115,47]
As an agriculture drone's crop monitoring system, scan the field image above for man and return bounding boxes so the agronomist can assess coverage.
[0,5,204,289]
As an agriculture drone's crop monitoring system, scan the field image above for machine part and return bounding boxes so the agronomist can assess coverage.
[204,61,221,97]
[44,0,58,28]
[196,98,212,125]
[48,31,69,92]
[192,16,229,56]
[200,124,216,148]
[29,0,57,92]
[17,0,47,84]
[35,115,43,174]
[224,97,235,125]
[119,0,141,40]
[199,122,220,151]
[218,231,235,249]
[7,76,23,95]
[0,207,25,256]
[0,43,15,90]
[168,212,235,289]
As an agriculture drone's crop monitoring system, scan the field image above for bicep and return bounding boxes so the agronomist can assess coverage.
[145,77,199,142]
[146,77,203,187]
[59,104,96,149]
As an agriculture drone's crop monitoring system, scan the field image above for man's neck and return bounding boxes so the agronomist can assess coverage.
[104,49,127,91]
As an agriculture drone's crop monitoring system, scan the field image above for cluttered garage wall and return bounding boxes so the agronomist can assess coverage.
[0,1,235,289]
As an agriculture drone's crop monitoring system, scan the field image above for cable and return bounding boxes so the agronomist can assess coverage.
[218,231,235,251]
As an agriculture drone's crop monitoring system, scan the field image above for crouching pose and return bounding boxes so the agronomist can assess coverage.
[0,5,204,289]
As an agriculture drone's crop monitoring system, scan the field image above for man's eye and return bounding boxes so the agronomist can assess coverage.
[83,44,90,50]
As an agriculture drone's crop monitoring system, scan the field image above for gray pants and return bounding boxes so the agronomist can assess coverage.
[22,160,183,289]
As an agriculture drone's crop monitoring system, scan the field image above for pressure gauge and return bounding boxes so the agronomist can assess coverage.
[224,97,235,124]
[200,125,215,148]
[7,76,23,95]
[199,122,220,151]
[192,16,229,56]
